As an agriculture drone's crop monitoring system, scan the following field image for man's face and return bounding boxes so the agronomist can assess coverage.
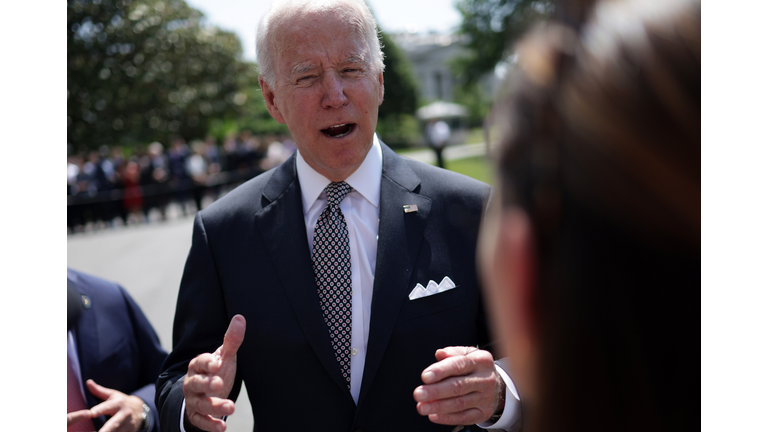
[260,12,384,182]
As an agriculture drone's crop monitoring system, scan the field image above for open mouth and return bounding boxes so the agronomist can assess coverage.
[321,123,356,138]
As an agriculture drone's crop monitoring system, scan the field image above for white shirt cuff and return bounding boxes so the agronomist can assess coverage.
[180,399,187,432]
[477,362,522,431]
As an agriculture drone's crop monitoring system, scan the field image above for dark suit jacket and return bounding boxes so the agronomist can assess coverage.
[157,142,492,431]
[68,268,168,431]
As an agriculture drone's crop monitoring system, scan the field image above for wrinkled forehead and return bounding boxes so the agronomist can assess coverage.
[270,7,369,64]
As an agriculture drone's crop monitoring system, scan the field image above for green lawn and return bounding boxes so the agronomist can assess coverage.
[444,156,495,186]
[394,139,496,186]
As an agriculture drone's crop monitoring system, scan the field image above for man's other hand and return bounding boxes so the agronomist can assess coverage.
[67,379,145,432]
[182,314,246,432]
[413,346,504,426]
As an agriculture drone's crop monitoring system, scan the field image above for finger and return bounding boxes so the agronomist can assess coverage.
[219,314,246,361]
[188,353,222,375]
[433,348,451,362]
[89,399,121,418]
[187,408,229,432]
[415,389,487,416]
[434,346,478,362]
[415,361,499,404]
[422,348,493,384]
[184,372,227,395]
[422,353,475,384]
[86,379,115,401]
[190,395,237,419]
[67,410,92,426]
[425,408,487,426]
[98,409,130,432]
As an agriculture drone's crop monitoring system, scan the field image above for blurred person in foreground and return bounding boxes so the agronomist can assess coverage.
[67,268,168,431]
[478,0,700,431]
[155,0,522,430]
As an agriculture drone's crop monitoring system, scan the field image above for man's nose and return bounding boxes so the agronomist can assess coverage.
[321,73,349,109]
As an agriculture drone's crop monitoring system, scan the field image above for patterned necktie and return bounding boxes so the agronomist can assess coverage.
[67,356,95,432]
[312,181,353,389]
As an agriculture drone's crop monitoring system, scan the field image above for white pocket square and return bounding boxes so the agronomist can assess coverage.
[408,276,457,300]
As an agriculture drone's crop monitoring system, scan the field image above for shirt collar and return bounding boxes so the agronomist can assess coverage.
[296,133,382,214]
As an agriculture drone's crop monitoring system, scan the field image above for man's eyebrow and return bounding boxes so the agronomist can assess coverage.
[289,53,369,76]
[290,63,317,76]
[341,52,368,66]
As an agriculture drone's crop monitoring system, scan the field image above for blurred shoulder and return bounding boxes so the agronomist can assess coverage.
[67,268,122,297]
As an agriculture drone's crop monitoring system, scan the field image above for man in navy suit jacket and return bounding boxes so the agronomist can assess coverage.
[67,268,167,431]
[156,0,521,431]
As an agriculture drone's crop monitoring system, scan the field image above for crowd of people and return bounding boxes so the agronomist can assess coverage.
[67,131,297,232]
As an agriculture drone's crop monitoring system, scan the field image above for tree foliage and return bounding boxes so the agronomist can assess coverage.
[68,0,243,152]
[376,31,420,147]
[68,0,421,151]
[217,60,289,140]
[452,0,554,87]
[379,32,418,119]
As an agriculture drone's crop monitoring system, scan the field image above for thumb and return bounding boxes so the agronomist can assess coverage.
[219,314,246,361]
[86,379,114,401]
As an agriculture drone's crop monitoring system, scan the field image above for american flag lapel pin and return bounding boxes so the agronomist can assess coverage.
[403,204,418,213]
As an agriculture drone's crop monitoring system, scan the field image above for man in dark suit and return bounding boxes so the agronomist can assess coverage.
[156,1,521,431]
[67,268,167,431]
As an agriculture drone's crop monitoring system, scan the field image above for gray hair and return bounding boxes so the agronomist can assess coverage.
[256,0,385,90]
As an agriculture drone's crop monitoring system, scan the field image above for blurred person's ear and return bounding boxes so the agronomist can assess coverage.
[479,200,538,400]
[496,208,537,394]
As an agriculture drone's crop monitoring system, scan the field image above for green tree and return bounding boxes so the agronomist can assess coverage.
[451,0,554,88]
[453,81,493,128]
[376,31,420,147]
[68,0,243,152]
[207,61,290,141]
[379,32,418,118]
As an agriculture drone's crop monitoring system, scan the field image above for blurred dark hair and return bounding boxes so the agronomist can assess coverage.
[492,0,700,430]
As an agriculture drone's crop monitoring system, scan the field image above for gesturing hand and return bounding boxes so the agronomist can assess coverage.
[65,379,145,432]
[413,346,504,426]
[183,314,246,432]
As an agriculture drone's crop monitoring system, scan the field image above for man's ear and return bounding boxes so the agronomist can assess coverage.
[377,71,384,105]
[259,76,286,124]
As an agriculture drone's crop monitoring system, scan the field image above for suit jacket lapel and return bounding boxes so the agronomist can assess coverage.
[253,155,353,396]
[68,273,102,411]
[359,143,432,403]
